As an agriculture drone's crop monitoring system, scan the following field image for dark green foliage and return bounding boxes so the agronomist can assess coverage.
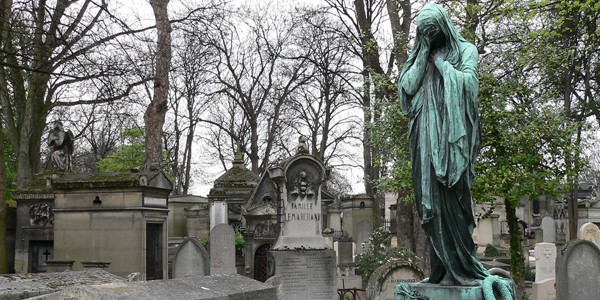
[484,244,501,258]
[355,227,416,281]
[97,128,145,172]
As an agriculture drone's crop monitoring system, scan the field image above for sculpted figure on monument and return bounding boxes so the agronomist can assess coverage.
[397,3,514,299]
[47,121,74,170]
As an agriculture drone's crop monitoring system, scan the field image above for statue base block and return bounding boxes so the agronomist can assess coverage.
[396,280,514,300]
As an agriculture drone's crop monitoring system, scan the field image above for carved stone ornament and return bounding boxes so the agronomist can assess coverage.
[289,170,315,200]
[254,222,277,238]
[29,203,54,227]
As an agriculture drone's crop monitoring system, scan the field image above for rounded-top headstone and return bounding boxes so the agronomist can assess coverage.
[578,222,600,249]
[366,261,424,300]
[272,154,329,250]
[172,238,209,278]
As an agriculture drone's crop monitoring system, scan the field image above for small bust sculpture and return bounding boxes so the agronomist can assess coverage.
[47,121,74,171]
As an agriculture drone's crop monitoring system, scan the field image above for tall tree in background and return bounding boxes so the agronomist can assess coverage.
[0,0,151,188]
[167,28,216,194]
[145,0,172,170]
[203,4,310,175]
[0,118,7,273]
[287,8,361,167]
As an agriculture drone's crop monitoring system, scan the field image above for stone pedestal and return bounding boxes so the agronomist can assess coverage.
[268,250,336,300]
[396,281,515,300]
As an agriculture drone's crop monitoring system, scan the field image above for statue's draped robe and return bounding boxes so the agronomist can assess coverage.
[398,6,490,285]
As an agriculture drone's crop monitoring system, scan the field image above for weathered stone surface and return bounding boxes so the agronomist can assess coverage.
[172,237,209,278]
[271,154,329,250]
[541,217,555,243]
[28,274,275,300]
[534,243,556,282]
[556,239,600,300]
[366,261,424,300]
[0,270,124,299]
[531,278,555,300]
[578,222,600,249]
[268,250,336,300]
[210,224,236,275]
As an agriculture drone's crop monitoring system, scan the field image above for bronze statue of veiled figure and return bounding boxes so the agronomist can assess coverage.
[397,3,514,299]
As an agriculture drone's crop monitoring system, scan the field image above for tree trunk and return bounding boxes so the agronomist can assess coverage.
[0,120,7,273]
[145,0,171,170]
[505,197,525,299]
[396,199,414,248]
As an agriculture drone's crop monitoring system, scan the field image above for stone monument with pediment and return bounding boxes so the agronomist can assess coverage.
[265,136,337,300]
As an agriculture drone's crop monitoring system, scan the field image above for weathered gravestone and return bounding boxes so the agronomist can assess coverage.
[366,261,424,300]
[337,240,354,265]
[534,242,556,282]
[532,243,556,300]
[210,224,236,275]
[577,222,600,249]
[541,216,555,243]
[266,138,336,300]
[355,220,373,255]
[531,278,555,300]
[556,239,600,300]
[172,237,209,278]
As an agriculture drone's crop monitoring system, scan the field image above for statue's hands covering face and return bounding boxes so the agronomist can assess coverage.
[431,49,445,69]
[419,23,440,44]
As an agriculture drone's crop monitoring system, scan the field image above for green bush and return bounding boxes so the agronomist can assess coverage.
[355,227,416,280]
[484,244,501,257]
[235,232,245,251]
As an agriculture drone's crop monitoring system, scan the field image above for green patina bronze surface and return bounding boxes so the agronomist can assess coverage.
[397,3,514,299]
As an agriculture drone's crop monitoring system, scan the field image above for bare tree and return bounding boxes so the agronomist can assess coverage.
[145,0,172,170]
[167,28,215,194]
[287,8,362,169]
[201,4,311,174]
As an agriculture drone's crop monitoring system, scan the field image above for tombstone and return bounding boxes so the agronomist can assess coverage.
[541,216,555,243]
[477,217,494,250]
[534,243,556,282]
[355,220,372,255]
[577,222,600,249]
[556,239,600,300]
[172,238,209,278]
[531,278,556,300]
[366,261,424,300]
[210,224,236,275]
[337,240,354,265]
[266,138,337,300]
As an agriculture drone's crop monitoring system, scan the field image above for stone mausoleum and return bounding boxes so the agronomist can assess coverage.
[14,170,172,280]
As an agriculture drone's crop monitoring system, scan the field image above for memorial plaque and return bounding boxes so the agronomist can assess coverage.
[270,250,336,300]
